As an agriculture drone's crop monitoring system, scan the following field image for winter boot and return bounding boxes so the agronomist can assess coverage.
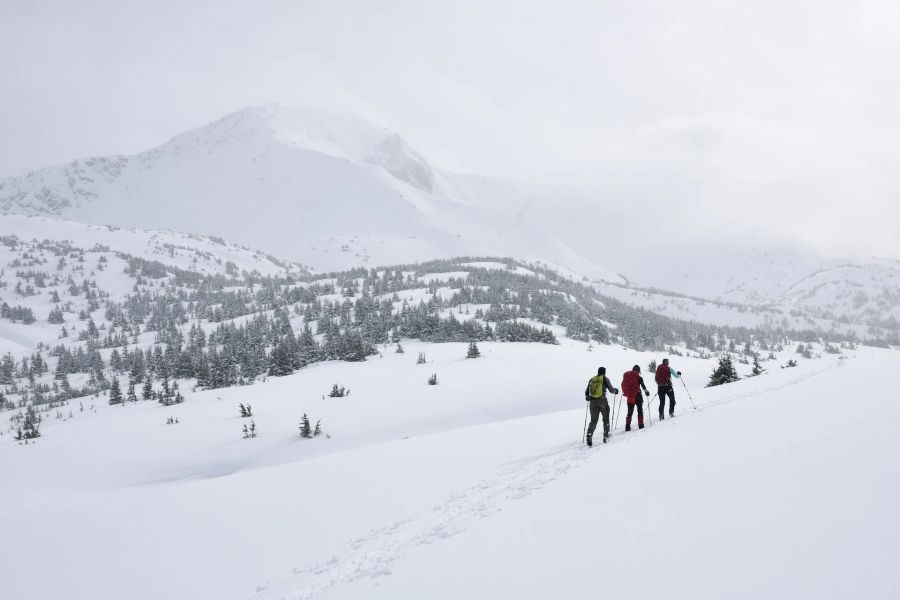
[638,415,645,429]
[625,415,632,432]
[586,433,593,447]
[603,432,609,443]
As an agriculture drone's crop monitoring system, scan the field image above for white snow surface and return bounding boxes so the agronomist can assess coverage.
[2,340,897,600]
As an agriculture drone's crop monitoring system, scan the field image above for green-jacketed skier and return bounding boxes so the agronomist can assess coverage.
[584,367,619,446]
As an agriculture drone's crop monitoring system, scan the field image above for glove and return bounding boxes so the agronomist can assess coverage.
[614,388,620,395]
[677,371,682,376]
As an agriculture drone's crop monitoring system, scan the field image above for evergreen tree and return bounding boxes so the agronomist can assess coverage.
[22,406,41,439]
[313,419,322,437]
[127,379,138,402]
[707,355,740,387]
[466,340,481,358]
[427,373,438,385]
[109,377,123,405]
[142,378,153,401]
[750,355,765,377]
[299,413,312,438]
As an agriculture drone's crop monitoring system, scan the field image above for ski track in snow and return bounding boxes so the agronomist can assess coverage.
[252,360,841,599]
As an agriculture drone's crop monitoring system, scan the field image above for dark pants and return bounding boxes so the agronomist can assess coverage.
[626,396,644,430]
[587,396,610,439]
[658,385,675,416]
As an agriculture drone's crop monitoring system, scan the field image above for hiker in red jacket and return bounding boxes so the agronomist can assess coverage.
[655,358,681,419]
[621,365,650,431]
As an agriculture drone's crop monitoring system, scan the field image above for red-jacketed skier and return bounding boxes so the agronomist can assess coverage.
[621,365,650,431]
[655,358,681,419]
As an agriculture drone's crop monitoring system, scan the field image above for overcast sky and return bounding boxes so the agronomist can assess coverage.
[2,0,898,258]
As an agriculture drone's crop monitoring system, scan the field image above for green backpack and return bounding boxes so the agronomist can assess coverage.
[587,375,605,399]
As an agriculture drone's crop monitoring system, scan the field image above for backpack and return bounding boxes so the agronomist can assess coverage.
[587,375,605,399]
[622,371,639,398]
[655,363,670,386]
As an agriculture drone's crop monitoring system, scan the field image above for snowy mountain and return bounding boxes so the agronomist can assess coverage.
[2,104,897,333]
[0,104,617,283]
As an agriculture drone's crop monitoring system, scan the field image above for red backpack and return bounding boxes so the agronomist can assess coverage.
[622,370,640,399]
[655,363,670,385]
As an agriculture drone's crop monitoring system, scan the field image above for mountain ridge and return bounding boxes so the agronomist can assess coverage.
[1,104,898,331]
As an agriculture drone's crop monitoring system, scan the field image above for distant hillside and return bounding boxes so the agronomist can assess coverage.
[0,215,880,420]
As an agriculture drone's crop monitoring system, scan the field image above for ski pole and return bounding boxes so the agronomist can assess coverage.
[647,392,657,427]
[609,394,616,432]
[680,378,697,410]
[583,403,589,444]
[613,394,622,431]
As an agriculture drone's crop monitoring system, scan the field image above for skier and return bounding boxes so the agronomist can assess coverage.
[584,366,619,446]
[621,365,650,431]
[654,358,681,419]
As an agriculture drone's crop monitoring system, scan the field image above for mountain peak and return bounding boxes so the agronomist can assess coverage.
[157,104,438,193]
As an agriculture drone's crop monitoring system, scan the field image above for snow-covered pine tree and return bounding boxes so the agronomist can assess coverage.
[427,373,438,385]
[466,340,481,358]
[416,352,426,365]
[142,378,153,401]
[127,379,137,402]
[750,355,765,377]
[108,377,123,405]
[299,413,312,438]
[313,419,322,437]
[707,355,740,387]
[648,359,657,373]
[22,406,40,439]
[173,382,184,404]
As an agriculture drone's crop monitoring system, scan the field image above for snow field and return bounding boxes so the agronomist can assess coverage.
[3,340,892,599]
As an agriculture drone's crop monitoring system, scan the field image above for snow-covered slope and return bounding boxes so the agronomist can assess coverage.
[0,104,618,283]
[1,339,895,599]
[0,213,306,277]
[0,214,307,356]
[592,256,900,335]
[776,259,900,329]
